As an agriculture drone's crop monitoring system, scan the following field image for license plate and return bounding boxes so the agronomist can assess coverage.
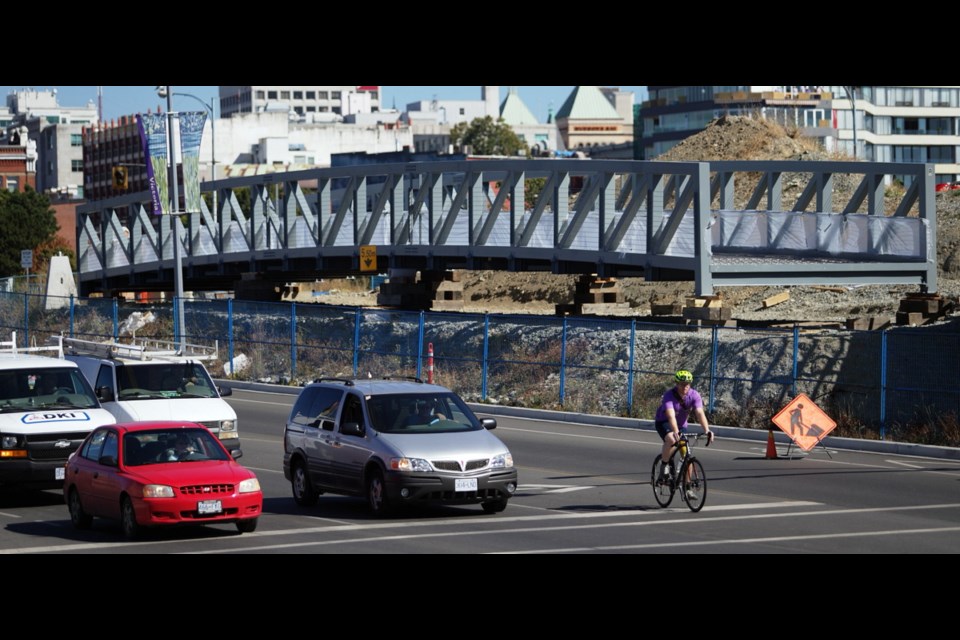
[455,478,478,492]
[198,499,222,515]
[55,467,65,480]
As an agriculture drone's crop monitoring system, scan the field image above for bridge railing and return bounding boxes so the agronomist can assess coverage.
[77,159,936,296]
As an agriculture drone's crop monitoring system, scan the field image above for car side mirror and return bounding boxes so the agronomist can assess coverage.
[481,418,497,430]
[231,449,243,460]
[341,422,364,437]
[98,455,118,467]
[97,386,114,403]
[218,385,233,397]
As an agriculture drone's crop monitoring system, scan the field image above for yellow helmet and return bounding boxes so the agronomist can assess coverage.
[675,370,693,383]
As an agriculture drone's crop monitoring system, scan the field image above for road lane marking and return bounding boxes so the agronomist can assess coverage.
[501,527,960,554]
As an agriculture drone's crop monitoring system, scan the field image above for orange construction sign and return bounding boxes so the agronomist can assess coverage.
[771,393,837,452]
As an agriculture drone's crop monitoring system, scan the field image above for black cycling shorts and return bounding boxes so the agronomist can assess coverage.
[655,420,686,440]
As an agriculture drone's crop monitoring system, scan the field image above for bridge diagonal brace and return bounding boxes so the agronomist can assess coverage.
[475,171,520,246]
[519,171,562,247]
[436,171,477,245]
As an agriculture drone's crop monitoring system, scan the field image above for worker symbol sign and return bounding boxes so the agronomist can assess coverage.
[771,393,837,452]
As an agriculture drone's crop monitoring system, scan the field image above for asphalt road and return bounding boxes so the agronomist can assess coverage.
[1,388,958,554]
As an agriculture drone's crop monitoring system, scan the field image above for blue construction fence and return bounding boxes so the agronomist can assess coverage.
[2,290,958,441]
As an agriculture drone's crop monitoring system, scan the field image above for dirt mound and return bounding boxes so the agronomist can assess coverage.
[658,115,818,162]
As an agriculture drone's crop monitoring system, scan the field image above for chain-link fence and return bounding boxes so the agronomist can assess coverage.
[2,291,957,442]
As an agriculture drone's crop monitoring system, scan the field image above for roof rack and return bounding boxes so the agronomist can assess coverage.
[55,336,218,362]
[313,377,355,386]
[1,332,64,358]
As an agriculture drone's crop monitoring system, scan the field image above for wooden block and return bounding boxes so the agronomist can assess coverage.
[899,298,942,314]
[651,304,682,316]
[683,306,732,321]
[896,311,924,325]
[762,291,790,308]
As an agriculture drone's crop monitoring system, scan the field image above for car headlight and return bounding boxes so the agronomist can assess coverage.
[220,420,236,432]
[390,457,432,472]
[143,484,175,498]
[238,478,261,493]
[490,453,514,469]
[1,435,20,449]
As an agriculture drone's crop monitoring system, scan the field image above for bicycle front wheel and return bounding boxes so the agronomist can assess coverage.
[651,455,675,508]
[680,457,707,512]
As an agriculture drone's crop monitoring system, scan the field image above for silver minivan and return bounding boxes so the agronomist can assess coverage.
[283,378,518,515]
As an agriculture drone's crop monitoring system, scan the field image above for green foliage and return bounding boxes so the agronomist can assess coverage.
[524,177,547,210]
[0,187,59,277]
[449,116,527,157]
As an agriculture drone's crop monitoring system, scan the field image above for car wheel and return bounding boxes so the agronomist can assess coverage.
[481,498,508,514]
[366,467,394,516]
[291,460,319,506]
[67,488,92,529]
[120,496,141,540]
[235,518,258,533]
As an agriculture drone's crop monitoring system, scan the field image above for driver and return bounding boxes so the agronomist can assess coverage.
[165,433,198,461]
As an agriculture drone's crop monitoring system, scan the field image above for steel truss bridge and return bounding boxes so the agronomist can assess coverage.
[77,159,937,297]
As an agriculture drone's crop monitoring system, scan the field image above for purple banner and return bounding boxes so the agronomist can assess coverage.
[137,114,169,216]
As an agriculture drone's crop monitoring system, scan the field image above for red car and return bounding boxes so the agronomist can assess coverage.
[64,421,262,539]
[935,182,960,192]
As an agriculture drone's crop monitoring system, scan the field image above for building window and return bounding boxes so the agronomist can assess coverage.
[306,91,316,99]
[281,91,290,99]
[306,106,316,112]
[319,107,329,112]
[47,161,53,175]
[459,108,465,115]
[293,91,303,99]
[71,160,83,171]
[332,91,341,99]
[46,115,60,124]
[294,107,303,115]
[318,91,329,100]
[371,91,379,100]
[268,91,278,99]
[256,91,265,100]
[6,178,17,192]
[71,134,82,146]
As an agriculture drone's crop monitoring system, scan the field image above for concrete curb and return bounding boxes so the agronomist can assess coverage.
[219,380,960,462]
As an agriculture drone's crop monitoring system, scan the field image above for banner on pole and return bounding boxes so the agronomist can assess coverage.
[137,114,169,216]
[178,111,207,213]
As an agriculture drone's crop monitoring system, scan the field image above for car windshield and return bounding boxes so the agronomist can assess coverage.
[0,367,99,412]
[115,362,217,399]
[365,392,483,435]
[124,428,230,466]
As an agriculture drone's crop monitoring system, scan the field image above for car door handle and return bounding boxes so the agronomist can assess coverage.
[93,472,99,479]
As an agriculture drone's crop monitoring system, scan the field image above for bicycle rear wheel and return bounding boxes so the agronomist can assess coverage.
[650,455,675,508]
[680,457,707,512]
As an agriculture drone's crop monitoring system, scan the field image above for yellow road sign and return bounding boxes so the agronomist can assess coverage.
[771,393,837,452]
[360,245,377,272]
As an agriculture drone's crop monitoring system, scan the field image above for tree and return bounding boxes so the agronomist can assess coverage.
[0,187,59,277]
[449,116,527,157]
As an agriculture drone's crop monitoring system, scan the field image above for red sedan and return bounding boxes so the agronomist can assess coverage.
[64,421,262,539]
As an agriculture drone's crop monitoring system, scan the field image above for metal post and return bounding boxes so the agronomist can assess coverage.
[163,87,185,351]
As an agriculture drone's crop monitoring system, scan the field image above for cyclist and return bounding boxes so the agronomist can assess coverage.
[654,370,714,481]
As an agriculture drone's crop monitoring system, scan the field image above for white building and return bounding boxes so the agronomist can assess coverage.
[219,86,381,118]
[3,88,98,195]
[208,111,412,174]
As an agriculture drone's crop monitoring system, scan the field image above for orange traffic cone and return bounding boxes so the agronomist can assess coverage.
[765,429,779,459]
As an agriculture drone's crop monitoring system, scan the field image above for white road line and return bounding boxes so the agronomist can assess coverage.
[7,502,958,555]
[244,466,283,474]
[501,527,960,554]
[0,512,21,519]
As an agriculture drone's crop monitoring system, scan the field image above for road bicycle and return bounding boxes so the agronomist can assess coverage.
[651,432,711,512]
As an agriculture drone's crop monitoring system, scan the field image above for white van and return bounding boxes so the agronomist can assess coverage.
[0,333,116,489]
[61,337,240,452]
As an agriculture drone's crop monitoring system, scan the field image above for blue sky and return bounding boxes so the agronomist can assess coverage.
[0,86,648,124]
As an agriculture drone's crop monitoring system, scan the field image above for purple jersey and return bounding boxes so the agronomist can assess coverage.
[654,387,703,428]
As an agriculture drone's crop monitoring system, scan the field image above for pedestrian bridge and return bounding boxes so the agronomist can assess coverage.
[76,158,938,297]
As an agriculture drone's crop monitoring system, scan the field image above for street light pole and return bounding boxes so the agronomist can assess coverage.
[171,91,217,216]
[159,86,185,352]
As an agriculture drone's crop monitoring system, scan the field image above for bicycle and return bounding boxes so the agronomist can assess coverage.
[651,432,711,512]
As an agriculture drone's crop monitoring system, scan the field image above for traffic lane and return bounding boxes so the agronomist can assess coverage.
[3,391,955,553]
